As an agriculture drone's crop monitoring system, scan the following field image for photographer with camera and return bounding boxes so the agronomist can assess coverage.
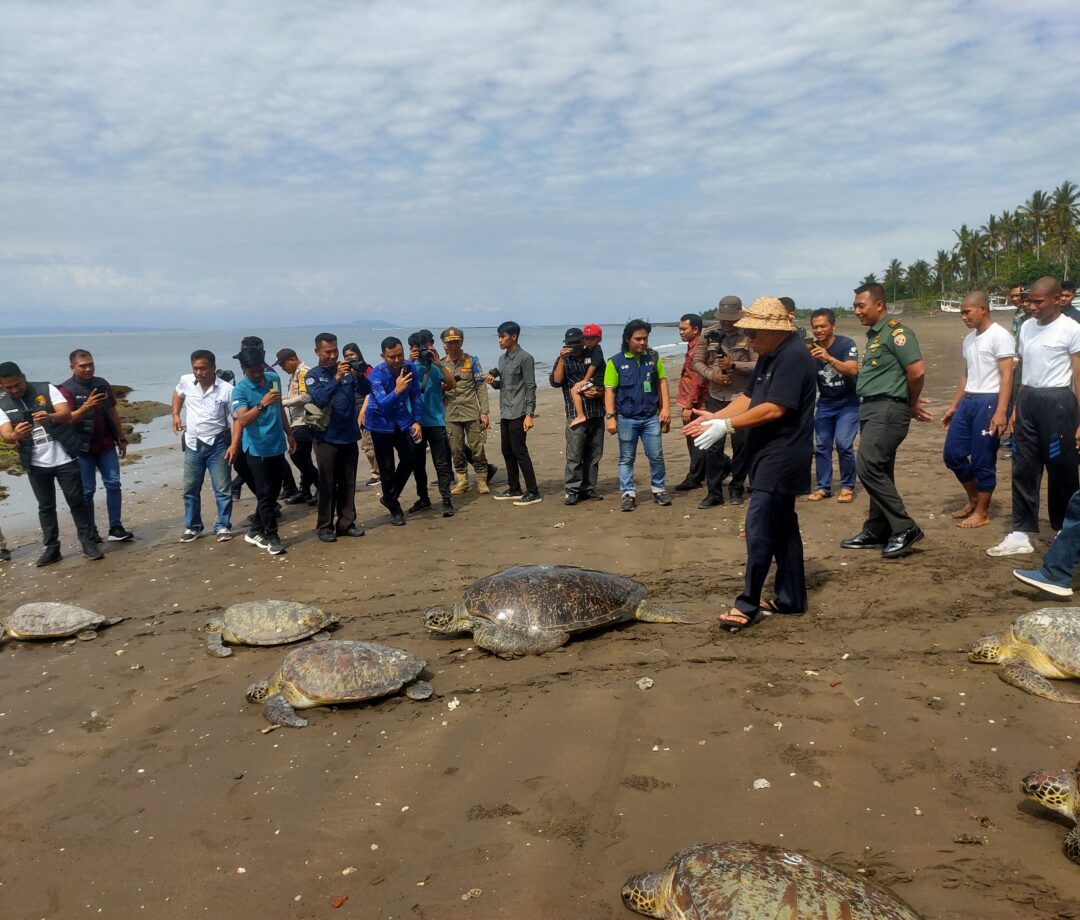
[408,330,457,518]
[690,296,756,507]
[551,327,606,504]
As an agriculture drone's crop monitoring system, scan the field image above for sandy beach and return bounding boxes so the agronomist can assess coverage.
[2,314,1079,920]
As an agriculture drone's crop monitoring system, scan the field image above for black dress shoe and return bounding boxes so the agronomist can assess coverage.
[284,492,309,505]
[673,480,700,492]
[563,492,580,506]
[82,541,105,561]
[390,512,406,526]
[698,495,724,509]
[728,489,745,505]
[336,525,366,538]
[318,532,338,543]
[408,498,433,514]
[36,546,62,567]
[441,500,455,518]
[841,530,886,549]
[882,526,925,558]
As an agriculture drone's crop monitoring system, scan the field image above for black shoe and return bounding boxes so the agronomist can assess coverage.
[336,525,366,538]
[513,491,542,506]
[107,525,134,542]
[653,491,672,506]
[0,547,10,562]
[390,511,406,526]
[841,530,886,550]
[493,489,524,501]
[882,526,925,559]
[487,463,498,482]
[585,491,604,501]
[232,486,243,500]
[698,495,724,509]
[284,492,309,505]
[36,546,62,567]
[89,528,104,544]
[408,498,433,514]
[306,494,319,507]
[673,479,700,492]
[564,492,580,506]
[728,489,745,505]
[442,500,455,518]
[81,541,105,561]
[265,536,287,556]
[621,494,636,512]
[318,532,338,543]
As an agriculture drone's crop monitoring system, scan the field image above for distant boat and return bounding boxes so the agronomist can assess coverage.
[939,295,1011,313]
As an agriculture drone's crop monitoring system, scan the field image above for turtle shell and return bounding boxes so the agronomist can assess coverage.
[1011,608,1080,674]
[463,565,646,634]
[647,843,922,919]
[3,603,107,639]
[278,640,425,705]
[222,600,335,646]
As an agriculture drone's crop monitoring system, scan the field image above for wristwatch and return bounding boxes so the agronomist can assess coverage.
[605,412,615,419]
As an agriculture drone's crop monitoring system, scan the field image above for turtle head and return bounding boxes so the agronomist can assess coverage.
[424,603,471,635]
[968,634,1004,663]
[206,617,225,635]
[1022,767,1080,821]
[246,680,270,703]
[621,871,666,918]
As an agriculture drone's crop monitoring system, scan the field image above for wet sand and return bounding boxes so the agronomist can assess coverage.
[2,314,1079,919]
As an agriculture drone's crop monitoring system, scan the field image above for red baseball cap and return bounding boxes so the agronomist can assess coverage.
[582,323,603,338]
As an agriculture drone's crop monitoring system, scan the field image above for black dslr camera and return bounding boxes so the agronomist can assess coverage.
[346,357,370,375]
[408,331,436,366]
[704,328,725,347]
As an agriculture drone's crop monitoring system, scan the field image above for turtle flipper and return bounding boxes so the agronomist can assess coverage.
[76,629,97,641]
[263,693,309,728]
[404,679,433,700]
[1000,660,1080,703]
[207,631,232,658]
[311,630,332,642]
[635,601,697,624]
[1066,826,1080,864]
[474,620,569,657]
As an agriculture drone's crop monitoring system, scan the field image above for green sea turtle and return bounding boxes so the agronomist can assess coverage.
[968,608,1080,703]
[247,640,433,728]
[622,842,923,919]
[205,600,337,657]
[424,564,695,657]
[1021,765,1080,863]
[1,603,124,644]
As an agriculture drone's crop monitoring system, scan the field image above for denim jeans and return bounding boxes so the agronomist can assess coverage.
[1036,487,1080,586]
[182,437,233,533]
[814,399,859,493]
[617,415,666,495]
[77,449,123,530]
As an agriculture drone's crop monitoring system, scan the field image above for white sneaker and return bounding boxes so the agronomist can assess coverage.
[987,531,1035,557]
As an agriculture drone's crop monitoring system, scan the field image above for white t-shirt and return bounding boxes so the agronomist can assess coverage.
[175,375,234,449]
[962,323,1015,394]
[1019,314,1080,388]
[0,385,75,468]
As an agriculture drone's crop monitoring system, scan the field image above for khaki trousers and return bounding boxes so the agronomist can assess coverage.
[447,419,489,476]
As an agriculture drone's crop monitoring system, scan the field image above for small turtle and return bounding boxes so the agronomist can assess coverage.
[622,842,923,919]
[246,640,433,728]
[1021,765,1080,864]
[1,603,124,644]
[205,600,337,657]
[424,564,695,657]
[968,607,1080,703]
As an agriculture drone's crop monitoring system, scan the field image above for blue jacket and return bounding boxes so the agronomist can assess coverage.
[305,365,365,444]
[365,361,422,433]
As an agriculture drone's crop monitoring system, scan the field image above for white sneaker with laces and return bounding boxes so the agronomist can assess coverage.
[986,531,1034,557]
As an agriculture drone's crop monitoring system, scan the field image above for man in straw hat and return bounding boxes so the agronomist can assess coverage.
[685,297,816,628]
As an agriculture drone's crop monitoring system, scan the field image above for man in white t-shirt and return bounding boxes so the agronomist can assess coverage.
[989,277,1080,556]
[0,361,104,566]
[941,292,1015,529]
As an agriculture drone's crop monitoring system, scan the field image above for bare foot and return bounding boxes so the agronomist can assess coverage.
[568,416,587,430]
[951,503,976,519]
[957,512,991,528]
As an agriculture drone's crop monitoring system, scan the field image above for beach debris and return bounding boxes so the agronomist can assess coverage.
[461,888,483,900]
[330,895,348,908]
[342,867,357,876]
[752,778,771,790]
[447,697,461,711]
[1,603,125,644]
[914,806,923,816]
[636,677,654,690]
[236,867,247,874]
[953,834,984,845]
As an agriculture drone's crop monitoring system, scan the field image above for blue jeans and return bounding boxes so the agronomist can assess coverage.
[1035,487,1080,587]
[182,437,233,533]
[78,449,122,530]
[814,399,858,492]
[943,393,1001,492]
[617,415,666,495]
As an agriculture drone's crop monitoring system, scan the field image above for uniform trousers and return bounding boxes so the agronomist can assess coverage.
[734,489,806,617]
[856,399,914,539]
[1011,386,1079,533]
[314,440,358,535]
[448,418,490,478]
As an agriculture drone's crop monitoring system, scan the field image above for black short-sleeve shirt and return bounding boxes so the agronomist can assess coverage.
[742,333,817,495]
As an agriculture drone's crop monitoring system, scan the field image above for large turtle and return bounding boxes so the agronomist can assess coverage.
[1021,765,1080,864]
[622,842,923,919]
[968,607,1080,703]
[423,564,695,657]
[2,603,124,644]
[205,600,337,657]
[247,640,433,728]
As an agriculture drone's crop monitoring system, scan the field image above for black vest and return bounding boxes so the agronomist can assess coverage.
[60,375,120,453]
[0,382,82,469]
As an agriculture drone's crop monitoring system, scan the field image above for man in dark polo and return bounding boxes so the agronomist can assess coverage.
[550,327,606,504]
[841,282,932,558]
[684,297,816,628]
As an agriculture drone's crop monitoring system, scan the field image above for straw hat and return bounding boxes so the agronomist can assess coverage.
[734,297,795,332]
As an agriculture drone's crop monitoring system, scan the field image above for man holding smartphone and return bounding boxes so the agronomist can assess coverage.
[0,361,104,566]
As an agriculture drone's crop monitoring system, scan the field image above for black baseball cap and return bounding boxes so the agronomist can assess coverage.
[563,327,584,345]
[272,348,298,367]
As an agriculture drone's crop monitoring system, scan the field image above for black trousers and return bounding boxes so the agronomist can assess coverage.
[289,426,319,496]
[501,416,538,494]
[314,440,358,535]
[683,434,705,486]
[371,428,417,515]
[235,448,298,496]
[857,400,914,539]
[734,489,806,617]
[703,396,749,501]
[564,417,605,496]
[1011,386,1080,533]
[26,460,94,550]
[413,425,454,503]
[248,454,285,538]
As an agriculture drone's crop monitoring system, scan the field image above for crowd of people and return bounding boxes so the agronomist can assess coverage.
[3,276,1080,623]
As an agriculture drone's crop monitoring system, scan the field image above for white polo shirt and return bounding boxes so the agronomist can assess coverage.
[0,385,75,468]
[1019,314,1080,388]
[175,375,234,449]
[962,323,1015,394]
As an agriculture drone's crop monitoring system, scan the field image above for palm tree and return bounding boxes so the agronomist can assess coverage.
[906,259,931,297]
[1020,189,1051,258]
[932,249,953,295]
[883,259,905,301]
[1049,181,1080,277]
[861,273,879,285]
[953,224,984,283]
[982,214,1002,280]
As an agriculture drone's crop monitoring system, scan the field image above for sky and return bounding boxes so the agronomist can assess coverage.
[1,0,1078,329]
